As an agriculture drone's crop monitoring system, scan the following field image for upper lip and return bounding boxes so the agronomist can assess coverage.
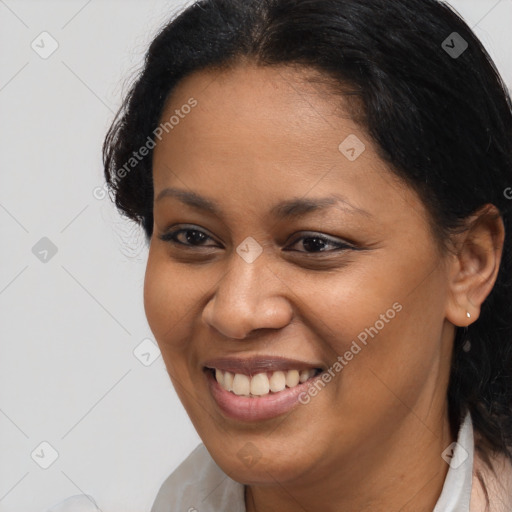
[203,355,325,376]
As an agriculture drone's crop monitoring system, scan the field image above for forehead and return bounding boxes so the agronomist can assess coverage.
[151,62,423,231]
[155,65,375,177]
[156,62,359,155]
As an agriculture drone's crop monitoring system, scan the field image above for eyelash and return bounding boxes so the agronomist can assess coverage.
[158,226,355,254]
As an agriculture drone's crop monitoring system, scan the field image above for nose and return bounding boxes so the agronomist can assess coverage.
[201,249,294,340]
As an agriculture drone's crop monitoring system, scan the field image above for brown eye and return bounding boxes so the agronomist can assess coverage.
[285,233,354,253]
[158,226,218,248]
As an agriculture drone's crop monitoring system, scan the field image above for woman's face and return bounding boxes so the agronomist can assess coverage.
[144,63,455,486]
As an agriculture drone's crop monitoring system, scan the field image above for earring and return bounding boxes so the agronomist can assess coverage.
[466,312,471,319]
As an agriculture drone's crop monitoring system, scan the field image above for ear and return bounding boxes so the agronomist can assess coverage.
[445,204,505,327]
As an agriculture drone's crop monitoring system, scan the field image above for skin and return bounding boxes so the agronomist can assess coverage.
[143,62,504,512]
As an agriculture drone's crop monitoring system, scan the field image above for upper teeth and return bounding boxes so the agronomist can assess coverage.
[214,368,318,397]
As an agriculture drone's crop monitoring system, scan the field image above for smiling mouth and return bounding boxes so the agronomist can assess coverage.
[204,367,323,397]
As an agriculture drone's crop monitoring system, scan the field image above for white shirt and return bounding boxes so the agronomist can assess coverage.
[45,411,476,511]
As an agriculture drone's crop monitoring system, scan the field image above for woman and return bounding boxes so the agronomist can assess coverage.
[100,0,512,510]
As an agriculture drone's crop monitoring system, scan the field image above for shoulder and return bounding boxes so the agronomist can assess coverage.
[150,443,245,512]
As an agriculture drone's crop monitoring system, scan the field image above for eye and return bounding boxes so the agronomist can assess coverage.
[284,233,354,253]
[158,226,355,254]
[158,226,218,248]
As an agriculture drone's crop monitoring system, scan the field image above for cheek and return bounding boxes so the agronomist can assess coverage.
[354,295,444,417]
[292,254,447,403]
[143,250,201,350]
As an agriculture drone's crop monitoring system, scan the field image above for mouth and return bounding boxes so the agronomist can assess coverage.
[203,366,323,397]
[202,356,327,422]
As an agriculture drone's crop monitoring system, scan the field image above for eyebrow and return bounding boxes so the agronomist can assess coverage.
[155,187,372,219]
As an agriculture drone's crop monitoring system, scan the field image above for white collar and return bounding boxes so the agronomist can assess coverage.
[434,410,474,512]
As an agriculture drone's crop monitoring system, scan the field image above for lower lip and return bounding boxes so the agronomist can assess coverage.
[205,369,322,422]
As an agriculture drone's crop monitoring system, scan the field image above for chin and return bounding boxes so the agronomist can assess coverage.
[206,439,316,485]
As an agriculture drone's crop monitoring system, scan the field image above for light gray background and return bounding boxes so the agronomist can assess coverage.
[0,1,511,511]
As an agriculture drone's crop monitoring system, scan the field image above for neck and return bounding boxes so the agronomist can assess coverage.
[245,410,455,512]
